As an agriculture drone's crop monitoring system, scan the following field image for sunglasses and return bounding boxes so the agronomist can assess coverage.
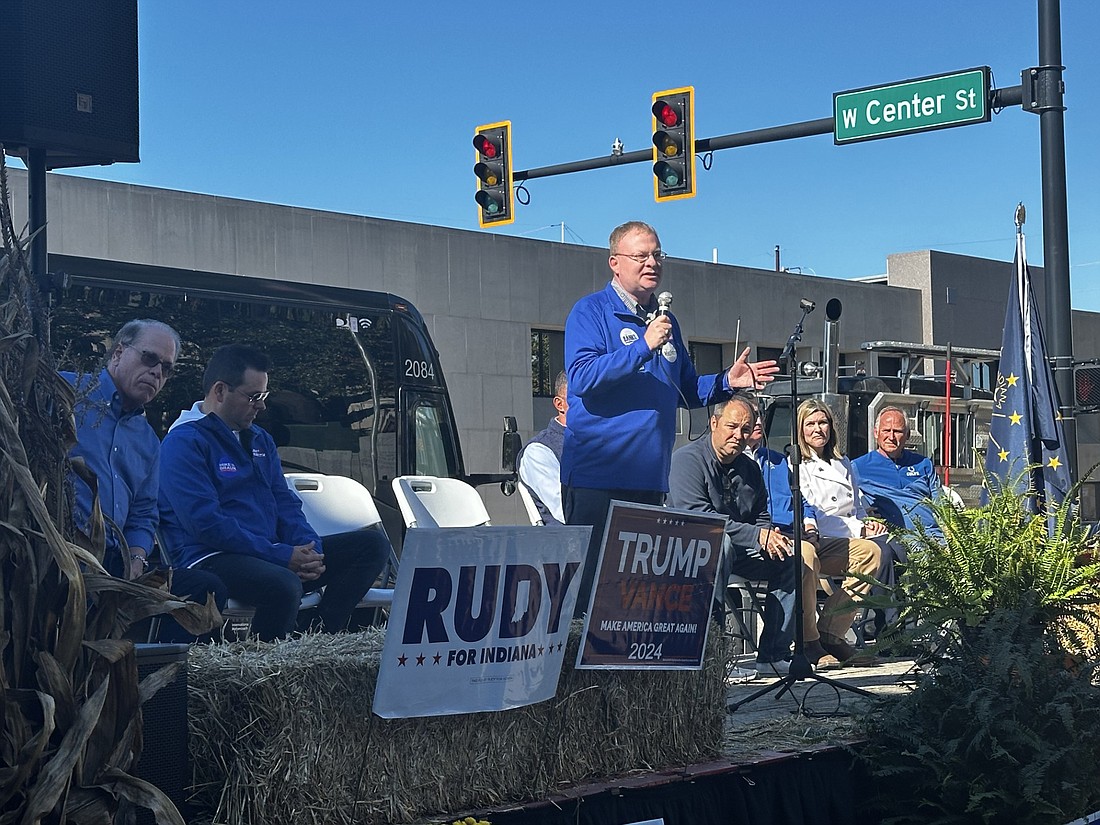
[231,387,271,405]
[124,344,175,377]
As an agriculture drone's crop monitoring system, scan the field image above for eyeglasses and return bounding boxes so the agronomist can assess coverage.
[615,251,667,263]
[124,344,175,377]
[232,387,271,405]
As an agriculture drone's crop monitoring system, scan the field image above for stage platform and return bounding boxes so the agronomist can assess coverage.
[432,655,919,825]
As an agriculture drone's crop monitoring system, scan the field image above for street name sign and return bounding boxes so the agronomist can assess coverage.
[834,67,991,144]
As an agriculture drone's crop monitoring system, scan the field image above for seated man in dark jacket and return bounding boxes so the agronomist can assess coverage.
[158,344,387,641]
[667,396,825,675]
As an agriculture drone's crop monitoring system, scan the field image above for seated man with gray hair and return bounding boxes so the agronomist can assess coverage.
[65,319,227,641]
[852,405,944,536]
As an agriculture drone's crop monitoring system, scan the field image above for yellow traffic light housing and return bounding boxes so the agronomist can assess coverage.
[651,87,696,202]
[473,121,514,227]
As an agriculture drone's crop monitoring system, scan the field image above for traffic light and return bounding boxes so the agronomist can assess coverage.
[651,87,695,202]
[473,121,514,228]
[1074,364,1100,410]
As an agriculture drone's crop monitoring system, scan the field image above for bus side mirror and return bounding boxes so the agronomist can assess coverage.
[501,416,521,474]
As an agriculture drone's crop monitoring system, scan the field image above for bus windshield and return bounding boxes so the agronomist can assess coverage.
[52,276,462,503]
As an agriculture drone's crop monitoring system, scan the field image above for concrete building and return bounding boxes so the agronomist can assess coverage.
[6,169,1099,521]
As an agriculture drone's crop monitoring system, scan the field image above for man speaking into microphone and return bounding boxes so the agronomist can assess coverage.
[563,220,779,614]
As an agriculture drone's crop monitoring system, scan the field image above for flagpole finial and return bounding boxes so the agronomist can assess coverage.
[1015,202,1026,231]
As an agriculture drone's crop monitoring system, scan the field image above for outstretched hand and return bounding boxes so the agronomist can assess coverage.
[727,347,779,390]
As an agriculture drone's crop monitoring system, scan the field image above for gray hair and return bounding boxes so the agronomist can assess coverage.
[875,405,911,433]
[111,319,181,356]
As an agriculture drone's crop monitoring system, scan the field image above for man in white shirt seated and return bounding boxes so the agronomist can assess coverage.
[518,371,568,525]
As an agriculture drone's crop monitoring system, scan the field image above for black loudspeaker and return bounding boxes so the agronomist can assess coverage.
[132,643,190,825]
[0,0,139,169]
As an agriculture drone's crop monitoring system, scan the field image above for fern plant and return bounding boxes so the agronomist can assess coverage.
[859,607,1100,825]
[878,479,1100,658]
[857,478,1100,823]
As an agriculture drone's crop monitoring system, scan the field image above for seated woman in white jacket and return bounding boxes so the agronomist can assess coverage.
[793,398,883,664]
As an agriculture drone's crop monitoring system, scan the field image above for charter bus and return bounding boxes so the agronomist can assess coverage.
[48,254,485,547]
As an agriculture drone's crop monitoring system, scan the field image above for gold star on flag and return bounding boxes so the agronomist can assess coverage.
[1009,411,1023,425]
[1006,374,1019,387]
[1048,455,1062,470]
[998,449,1009,462]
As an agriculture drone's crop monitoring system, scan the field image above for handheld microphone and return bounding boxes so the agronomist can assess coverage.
[657,291,673,317]
[656,292,676,360]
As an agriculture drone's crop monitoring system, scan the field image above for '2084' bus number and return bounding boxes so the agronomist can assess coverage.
[404,359,435,380]
[628,642,663,661]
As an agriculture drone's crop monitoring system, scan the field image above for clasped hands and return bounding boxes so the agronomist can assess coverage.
[289,541,326,581]
[758,527,794,561]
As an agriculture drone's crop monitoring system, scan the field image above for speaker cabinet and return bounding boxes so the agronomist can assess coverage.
[132,643,190,825]
[0,0,139,168]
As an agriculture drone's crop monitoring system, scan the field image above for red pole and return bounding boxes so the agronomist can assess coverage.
[944,344,953,487]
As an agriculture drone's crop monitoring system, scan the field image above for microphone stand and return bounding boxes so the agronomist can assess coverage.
[728,302,874,713]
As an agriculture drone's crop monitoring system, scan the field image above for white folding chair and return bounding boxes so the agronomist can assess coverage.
[390,475,491,528]
[285,473,396,616]
[517,482,545,526]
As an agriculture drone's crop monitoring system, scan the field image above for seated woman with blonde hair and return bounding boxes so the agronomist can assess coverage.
[792,398,883,665]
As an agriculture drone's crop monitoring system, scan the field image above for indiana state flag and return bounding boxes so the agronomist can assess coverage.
[984,228,1072,510]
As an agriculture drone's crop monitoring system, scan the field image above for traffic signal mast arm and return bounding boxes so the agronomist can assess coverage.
[510,85,1023,183]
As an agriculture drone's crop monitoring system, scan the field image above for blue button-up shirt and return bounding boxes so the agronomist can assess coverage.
[64,369,161,567]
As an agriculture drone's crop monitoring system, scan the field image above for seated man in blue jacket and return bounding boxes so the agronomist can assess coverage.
[158,344,388,641]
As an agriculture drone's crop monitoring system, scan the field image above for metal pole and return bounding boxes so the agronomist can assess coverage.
[28,147,48,288]
[1037,0,1077,479]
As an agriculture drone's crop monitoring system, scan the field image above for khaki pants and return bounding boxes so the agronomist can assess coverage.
[798,536,882,643]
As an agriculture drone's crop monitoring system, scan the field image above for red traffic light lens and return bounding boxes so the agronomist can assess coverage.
[652,101,680,128]
[473,134,499,159]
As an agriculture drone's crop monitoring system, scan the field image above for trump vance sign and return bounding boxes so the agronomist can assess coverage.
[834,67,991,144]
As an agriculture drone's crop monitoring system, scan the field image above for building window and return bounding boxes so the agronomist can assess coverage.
[688,341,724,375]
[532,329,565,397]
[686,342,725,436]
[757,346,784,364]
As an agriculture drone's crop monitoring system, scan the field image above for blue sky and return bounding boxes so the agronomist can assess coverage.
[42,1,1100,309]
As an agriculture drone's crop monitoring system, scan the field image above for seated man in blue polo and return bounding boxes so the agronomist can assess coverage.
[853,405,943,631]
[158,343,388,641]
[852,406,943,536]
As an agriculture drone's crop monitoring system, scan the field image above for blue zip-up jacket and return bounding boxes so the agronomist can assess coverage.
[158,412,320,568]
[562,282,732,492]
[752,446,820,529]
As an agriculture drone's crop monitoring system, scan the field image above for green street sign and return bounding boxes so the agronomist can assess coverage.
[834,67,991,144]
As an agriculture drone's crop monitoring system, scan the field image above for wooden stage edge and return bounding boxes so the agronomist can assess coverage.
[418,655,918,825]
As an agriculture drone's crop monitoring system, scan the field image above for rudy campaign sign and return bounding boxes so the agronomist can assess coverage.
[577,502,725,670]
[373,525,590,718]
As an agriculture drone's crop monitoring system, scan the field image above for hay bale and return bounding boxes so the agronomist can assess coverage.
[187,625,731,824]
